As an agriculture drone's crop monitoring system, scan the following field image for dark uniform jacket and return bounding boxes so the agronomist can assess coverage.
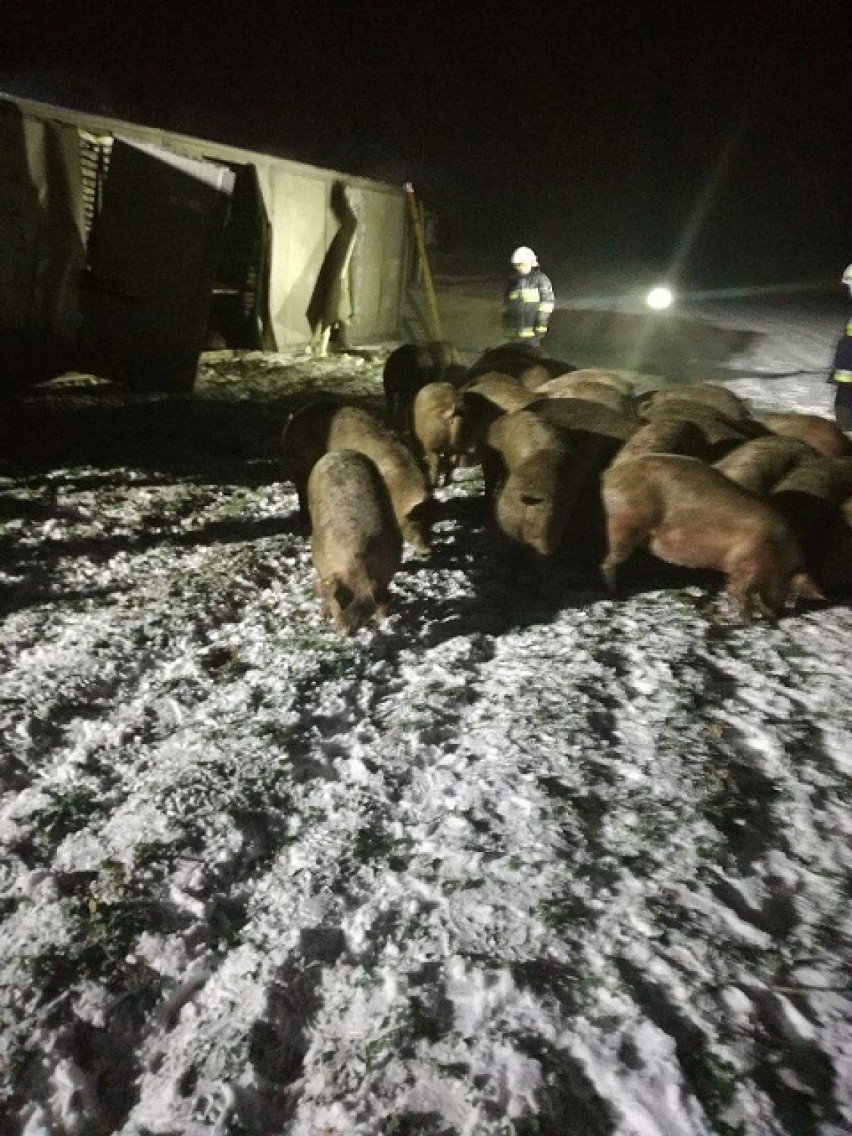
[503,267,555,339]
[829,317,852,384]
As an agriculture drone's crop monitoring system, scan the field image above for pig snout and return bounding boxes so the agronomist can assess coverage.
[320,575,379,636]
[402,501,434,555]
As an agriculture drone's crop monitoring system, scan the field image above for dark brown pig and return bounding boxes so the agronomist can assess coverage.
[713,435,817,496]
[760,412,852,458]
[467,343,577,382]
[640,383,753,422]
[468,341,543,376]
[600,454,823,617]
[822,489,852,595]
[769,456,852,591]
[411,381,470,486]
[383,341,462,432]
[281,401,434,553]
[308,450,402,634]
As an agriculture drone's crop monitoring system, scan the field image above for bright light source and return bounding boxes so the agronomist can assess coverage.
[646,286,674,310]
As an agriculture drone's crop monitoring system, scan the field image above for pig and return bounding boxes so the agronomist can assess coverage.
[713,435,817,496]
[382,341,463,432]
[821,488,852,595]
[526,398,643,563]
[466,342,543,382]
[769,456,852,590]
[518,362,556,391]
[462,371,536,411]
[639,383,753,422]
[609,417,711,466]
[716,440,852,590]
[600,454,823,617]
[460,372,538,456]
[308,450,402,634]
[485,408,576,555]
[536,377,634,415]
[280,401,434,553]
[527,396,642,450]
[411,380,470,486]
[760,412,852,458]
[537,368,636,397]
[639,400,769,460]
[466,343,577,383]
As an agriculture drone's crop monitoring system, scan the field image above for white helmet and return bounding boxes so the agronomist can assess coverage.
[843,263,852,283]
[511,246,538,266]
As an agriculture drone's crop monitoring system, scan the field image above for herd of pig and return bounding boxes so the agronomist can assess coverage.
[280,340,852,633]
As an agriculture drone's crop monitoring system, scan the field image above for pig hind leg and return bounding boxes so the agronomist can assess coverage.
[600,508,648,592]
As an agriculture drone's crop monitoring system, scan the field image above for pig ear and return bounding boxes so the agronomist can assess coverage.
[791,572,825,602]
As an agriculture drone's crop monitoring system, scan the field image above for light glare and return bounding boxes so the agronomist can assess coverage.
[646,286,674,310]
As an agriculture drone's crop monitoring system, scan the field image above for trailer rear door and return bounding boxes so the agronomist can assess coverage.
[79,136,234,390]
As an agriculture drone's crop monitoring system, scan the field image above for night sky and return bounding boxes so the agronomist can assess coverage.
[2,0,849,288]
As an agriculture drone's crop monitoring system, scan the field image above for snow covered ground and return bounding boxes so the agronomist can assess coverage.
[1,289,851,1135]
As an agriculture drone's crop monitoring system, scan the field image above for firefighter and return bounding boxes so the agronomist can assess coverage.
[829,263,852,430]
[502,246,555,347]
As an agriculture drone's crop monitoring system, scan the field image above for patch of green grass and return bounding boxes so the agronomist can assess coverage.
[352,823,404,866]
[35,785,106,848]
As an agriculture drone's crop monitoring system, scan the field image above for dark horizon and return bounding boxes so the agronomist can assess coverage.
[2,1,848,291]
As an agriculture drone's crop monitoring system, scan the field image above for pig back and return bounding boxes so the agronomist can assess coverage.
[462,371,536,412]
[529,397,641,440]
[461,373,538,453]
[467,342,544,381]
[308,450,402,632]
[610,418,711,466]
[537,377,634,415]
[308,450,401,574]
[468,343,577,383]
[537,369,636,397]
[327,404,433,551]
[486,406,571,471]
[761,412,852,458]
[640,400,768,459]
[641,383,752,422]
[714,436,817,496]
[529,397,642,472]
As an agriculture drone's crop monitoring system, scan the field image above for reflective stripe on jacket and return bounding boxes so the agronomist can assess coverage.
[503,267,555,338]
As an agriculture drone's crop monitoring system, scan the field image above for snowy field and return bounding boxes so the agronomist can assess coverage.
[1,289,851,1135]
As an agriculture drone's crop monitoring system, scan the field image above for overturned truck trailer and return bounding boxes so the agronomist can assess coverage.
[0,96,408,392]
